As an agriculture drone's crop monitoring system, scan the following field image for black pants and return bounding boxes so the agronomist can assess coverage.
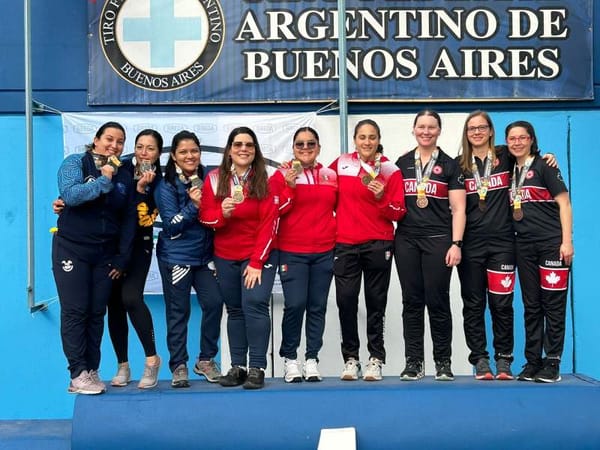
[52,235,114,378]
[516,239,569,366]
[458,237,515,365]
[107,236,157,363]
[395,234,452,362]
[334,240,393,363]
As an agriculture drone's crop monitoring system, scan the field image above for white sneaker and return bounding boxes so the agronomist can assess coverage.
[68,370,104,395]
[363,357,383,381]
[284,358,302,383]
[303,358,322,382]
[340,358,361,381]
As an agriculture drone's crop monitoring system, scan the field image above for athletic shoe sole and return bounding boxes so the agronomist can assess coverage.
[284,375,302,383]
[495,372,515,381]
[475,372,494,380]
[68,386,103,395]
[400,373,424,381]
[304,375,322,382]
[535,375,561,383]
[435,374,455,381]
[341,374,360,381]
[363,375,383,381]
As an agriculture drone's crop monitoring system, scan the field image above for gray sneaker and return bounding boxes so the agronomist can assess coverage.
[111,363,131,387]
[193,359,221,383]
[495,358,514,380]
[138,356,161,389]
[171,364,190,388]
[474,358,494,380]
[68,370,104,395]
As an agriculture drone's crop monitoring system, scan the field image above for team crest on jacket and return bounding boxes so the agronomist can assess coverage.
[99,0,225,91]
[433,165,443,175]
[61,260,74,272]
[526,170,535,179]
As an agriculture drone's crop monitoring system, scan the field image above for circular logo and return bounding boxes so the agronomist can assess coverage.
[99,0,225,91]
[433,165,443,175]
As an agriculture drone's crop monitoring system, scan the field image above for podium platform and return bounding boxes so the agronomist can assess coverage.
[72,374,600,450]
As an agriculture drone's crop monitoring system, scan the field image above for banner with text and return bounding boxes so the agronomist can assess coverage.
[88,0,593,104]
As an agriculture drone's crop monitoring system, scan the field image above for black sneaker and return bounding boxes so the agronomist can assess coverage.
[219,366,247,387]
[400,358,424,381]
[534,359,561,383]
[243,368,265,390]
[517,363,541,382]
[474,358,494,380]
[435,359,454,381]
[495,358,514,380]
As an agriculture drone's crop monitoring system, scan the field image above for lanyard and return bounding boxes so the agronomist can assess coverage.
[511,156,534,220]
[472,150,493,210]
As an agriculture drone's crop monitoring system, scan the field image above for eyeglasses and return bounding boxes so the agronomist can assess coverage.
[232,141,255,149]
[466,125,490,134]
[507,135,531,143]
[294,141,317,149]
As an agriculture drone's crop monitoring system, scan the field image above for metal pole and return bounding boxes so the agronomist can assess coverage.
[25,0,46,313]
[337,0,348,154]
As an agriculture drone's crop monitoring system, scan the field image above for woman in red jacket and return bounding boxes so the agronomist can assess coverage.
[270,127,337,382]
[330,119,406,382]
[200,127,279,390]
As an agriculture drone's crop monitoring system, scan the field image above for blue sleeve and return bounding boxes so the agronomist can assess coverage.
[58,154,113,206]
[154,180,199,238]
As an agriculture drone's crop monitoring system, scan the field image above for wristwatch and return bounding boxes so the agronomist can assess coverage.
[452,240,463,248]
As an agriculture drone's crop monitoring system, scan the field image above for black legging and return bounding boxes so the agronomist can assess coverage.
[107,236,157,363]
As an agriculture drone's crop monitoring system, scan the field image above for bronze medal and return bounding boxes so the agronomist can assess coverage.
[362,175,372,185]
[513,208,523,221]
[416,196,428,208]
[232,185,245,204]
[478,199,487,211]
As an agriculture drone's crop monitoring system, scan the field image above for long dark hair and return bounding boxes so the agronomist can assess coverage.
[215,127,268,200]
[164,130,204,187]
[505,120,540,155]
[86,121,126,152]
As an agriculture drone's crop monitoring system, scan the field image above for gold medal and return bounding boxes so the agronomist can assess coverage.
[416,196,428,208]
[361,174,372,186]
[232,185,245,203]
[292,160,302,173]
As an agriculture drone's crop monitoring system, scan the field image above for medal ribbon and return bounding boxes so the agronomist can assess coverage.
[471,150,493,201]
[415,149,439,198]
[511,156,534,211]
[231,165,252,195]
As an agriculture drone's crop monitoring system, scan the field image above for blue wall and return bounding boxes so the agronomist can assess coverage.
[0,2,598,419]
